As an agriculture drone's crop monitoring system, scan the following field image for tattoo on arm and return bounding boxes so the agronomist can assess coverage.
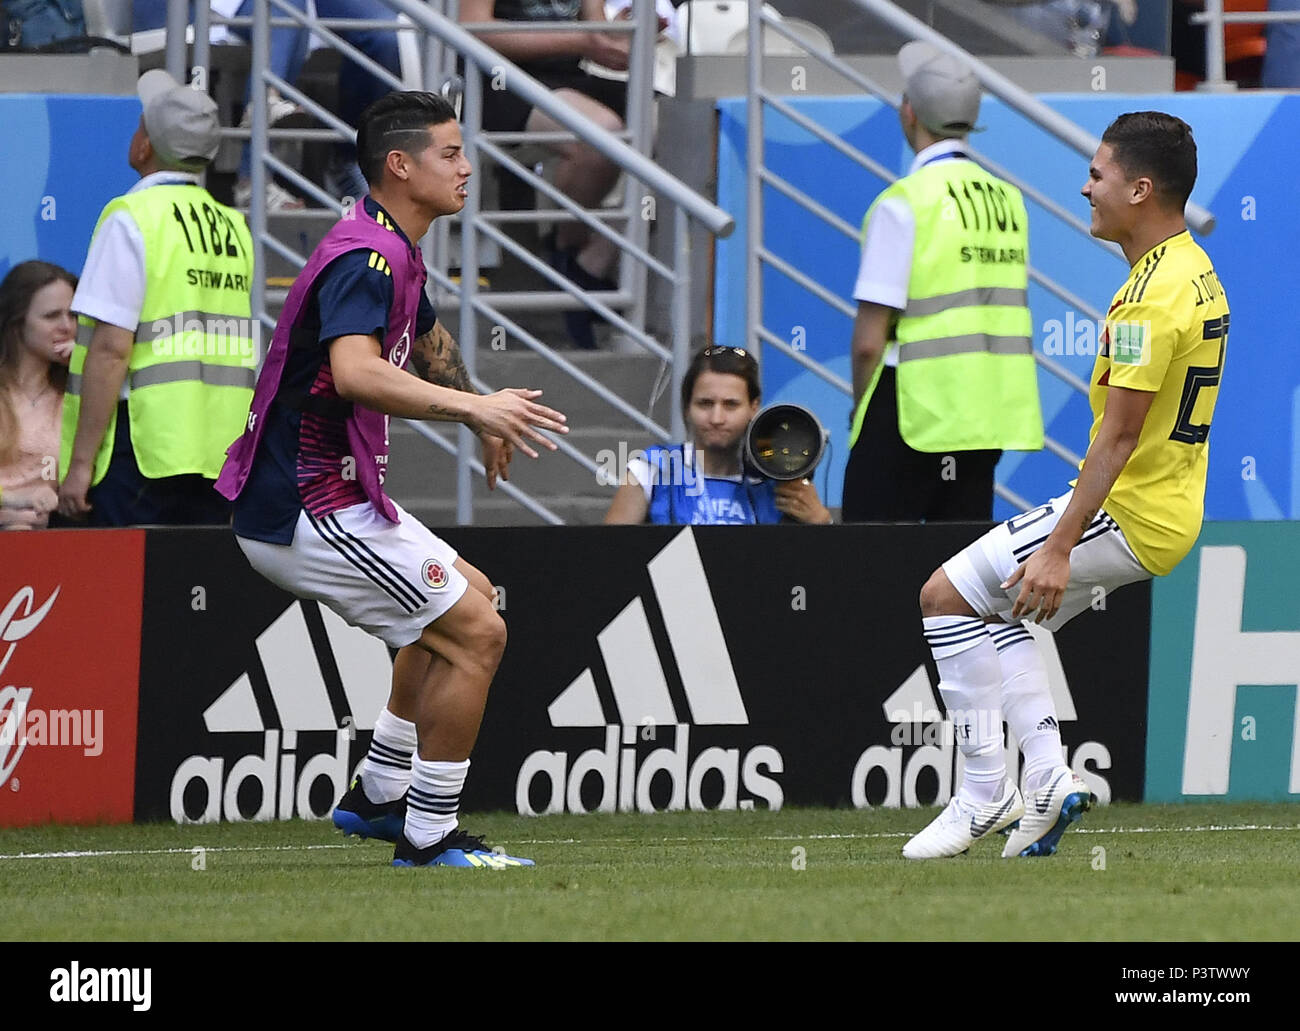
[411,322,476,393]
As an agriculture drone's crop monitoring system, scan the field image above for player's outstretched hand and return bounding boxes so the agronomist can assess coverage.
[470,389,568,460]
[481,434,514,489]
[1003,546,1070,624]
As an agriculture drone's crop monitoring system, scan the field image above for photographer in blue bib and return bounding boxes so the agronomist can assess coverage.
[604,345,831,526]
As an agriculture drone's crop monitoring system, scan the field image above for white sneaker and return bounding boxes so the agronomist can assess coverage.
[1001,768,1095,858]
[239,88,301,129]
[234,177,306,212]
[902,779,1025,860]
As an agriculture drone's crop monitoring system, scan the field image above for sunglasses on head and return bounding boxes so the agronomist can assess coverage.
[702,345,753,361]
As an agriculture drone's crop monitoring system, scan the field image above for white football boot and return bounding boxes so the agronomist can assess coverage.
[1002,768,1096,858]
[902,779,1025,859]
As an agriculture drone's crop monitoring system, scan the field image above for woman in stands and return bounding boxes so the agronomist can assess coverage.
[604,344,831,525]
[0,261,76,529]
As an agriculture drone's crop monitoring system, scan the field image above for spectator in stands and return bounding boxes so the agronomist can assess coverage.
[132,1,405,209]
[841,41,1042,523]
[460,0,635,350]
[57,71,256,527]
[1263,0,1300,87]
[0,261,76,530]
[984,0,1136,57]
[604,344,831,525]
[226,0,407,207]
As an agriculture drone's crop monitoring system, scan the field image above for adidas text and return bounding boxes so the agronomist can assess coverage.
[517,724,783,815]
[50,962,151,1012]
[170,729,356,823]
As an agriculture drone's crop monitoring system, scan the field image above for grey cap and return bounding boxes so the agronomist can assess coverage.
[898,41,982,138]
[137,69,221,169]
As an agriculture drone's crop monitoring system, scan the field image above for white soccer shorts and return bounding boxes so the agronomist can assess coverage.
[942,490,1151,632]
[236,500,469,648]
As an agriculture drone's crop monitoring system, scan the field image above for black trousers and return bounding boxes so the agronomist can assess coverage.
[87,402,232,528]
[841,366,1001,523]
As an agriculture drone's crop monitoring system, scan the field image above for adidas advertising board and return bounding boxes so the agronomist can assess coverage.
[134,532,392,823]
[1146,524,1300,802]
[131,525,1150,821]
[451,524,1149,814]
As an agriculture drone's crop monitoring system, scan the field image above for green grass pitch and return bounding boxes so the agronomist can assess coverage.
[4,803,1299,942]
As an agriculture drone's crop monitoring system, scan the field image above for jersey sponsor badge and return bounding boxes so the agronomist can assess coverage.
[422,558,450,590]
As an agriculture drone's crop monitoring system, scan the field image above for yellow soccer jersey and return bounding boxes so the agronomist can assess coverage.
[1084,230,1229,575]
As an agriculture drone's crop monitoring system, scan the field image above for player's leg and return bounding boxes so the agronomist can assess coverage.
[901,568,1023,859]
[392,586,533,868]
[939,493,1149,856]
[526,88,623,274]
[335,556,498,840]
[994,504,1149,856]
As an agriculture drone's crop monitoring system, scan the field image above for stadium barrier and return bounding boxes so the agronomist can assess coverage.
[1146,522,1300,803]
[3,523,1159,826]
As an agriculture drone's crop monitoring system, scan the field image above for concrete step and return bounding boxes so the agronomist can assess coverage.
[385,424,640,501]
[464,349,674,432]
[383,351,675,526]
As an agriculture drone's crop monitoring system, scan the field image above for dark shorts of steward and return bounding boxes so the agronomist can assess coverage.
[841,366,1002,523]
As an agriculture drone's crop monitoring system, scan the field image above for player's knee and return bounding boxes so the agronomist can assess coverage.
[465,606,507,673]
[919,568,957,617]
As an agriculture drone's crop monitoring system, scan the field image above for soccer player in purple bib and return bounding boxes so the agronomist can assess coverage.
[217,91,567,868]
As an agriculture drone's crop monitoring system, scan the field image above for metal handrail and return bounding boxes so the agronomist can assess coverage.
[379,0,733,237]
[1190,0,1300,91]
[849,0,1217,235]
[169,0,735,525]
[743,0,1121,509]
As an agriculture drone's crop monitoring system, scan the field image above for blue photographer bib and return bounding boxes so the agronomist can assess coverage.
[643,443,782,525]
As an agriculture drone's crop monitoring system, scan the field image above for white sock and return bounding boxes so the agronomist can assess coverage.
[990,623,1064,793]
[405,758,470,849]
[360,707,417,804]
[923,616,1005,804]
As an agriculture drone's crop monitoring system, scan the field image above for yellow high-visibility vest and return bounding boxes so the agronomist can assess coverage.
[849,159,1043,453]
[62,183,256,484]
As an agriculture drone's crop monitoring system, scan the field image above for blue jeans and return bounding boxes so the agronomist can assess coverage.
[134,3,403,175]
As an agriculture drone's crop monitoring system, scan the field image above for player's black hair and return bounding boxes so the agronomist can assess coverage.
[681,345,761,414]
[1101,111,1197,212]
[355,91,459,187]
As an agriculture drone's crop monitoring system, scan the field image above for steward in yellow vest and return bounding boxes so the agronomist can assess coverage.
[58,70,255,526]
[842,42,1042,523]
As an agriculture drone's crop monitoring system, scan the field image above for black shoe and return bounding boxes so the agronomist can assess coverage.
[391,827,535,868]
[332,776,406,842]
[543,237,615,350]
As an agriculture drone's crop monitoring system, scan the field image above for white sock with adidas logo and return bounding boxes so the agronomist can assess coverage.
[361,707,417,804]
[923,616,1006,804]
[405,758,470,850]
[991,623,1063,794]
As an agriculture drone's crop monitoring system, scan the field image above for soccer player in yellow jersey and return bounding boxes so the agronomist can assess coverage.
[899,111,1228,860]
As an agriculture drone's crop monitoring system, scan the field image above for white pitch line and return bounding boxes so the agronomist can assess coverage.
[0,844,349,861]
[1,823,1297,862]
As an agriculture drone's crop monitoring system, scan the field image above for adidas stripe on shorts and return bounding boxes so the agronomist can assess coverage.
[236,500,469,648]
[941,490,1151,633]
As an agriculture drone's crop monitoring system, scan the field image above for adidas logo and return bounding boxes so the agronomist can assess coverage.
[516,528,784,815]
[170,600,392,823]
[1037,716,1060,732]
